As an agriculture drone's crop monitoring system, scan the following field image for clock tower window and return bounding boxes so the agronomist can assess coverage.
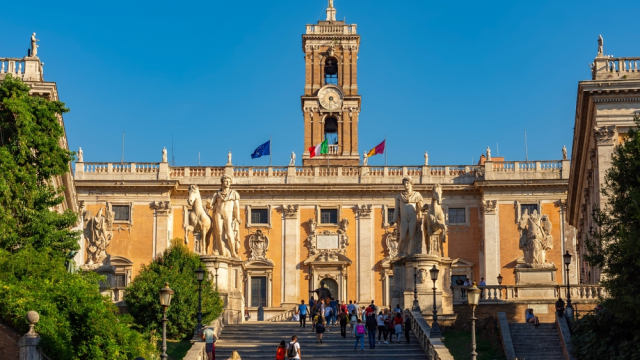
[324,116,339,147]
[324,57,338,85]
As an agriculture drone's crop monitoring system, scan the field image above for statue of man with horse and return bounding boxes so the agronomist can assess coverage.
[211,175,242,258]
[187,184,212,254]
[391,176,424,256]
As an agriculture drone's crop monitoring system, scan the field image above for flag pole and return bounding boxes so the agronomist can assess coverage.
[270,135,272,167]
[384,136,387,166]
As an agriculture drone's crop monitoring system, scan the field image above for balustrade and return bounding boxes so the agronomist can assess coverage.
[190,167,206,177]
[272,167,287,177]
[306,24,357,34]
[407,167,422,176]
[234,167,250,177]
[136,163,159,173]
[388,167,402,176]
[327,145,339,155]
[296,167,313,176]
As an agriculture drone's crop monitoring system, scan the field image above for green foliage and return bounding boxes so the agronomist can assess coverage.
[443,328,506,360]
[0,247,158,360]
[0,74,79,254]
[125,242,224,340]
[572,114,640,359]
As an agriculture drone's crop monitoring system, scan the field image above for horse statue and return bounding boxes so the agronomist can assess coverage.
[187,185,212,254]
[426,184,447,256]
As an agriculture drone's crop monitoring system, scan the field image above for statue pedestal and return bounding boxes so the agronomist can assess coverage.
[514,266,558,299]
[391,254,457,325]
[201,255,245,325]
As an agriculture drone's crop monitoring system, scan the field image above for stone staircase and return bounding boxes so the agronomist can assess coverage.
[509,323,565,360]
[215,321,427,359]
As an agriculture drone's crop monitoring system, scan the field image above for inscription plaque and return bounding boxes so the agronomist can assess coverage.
[317,234,339,249]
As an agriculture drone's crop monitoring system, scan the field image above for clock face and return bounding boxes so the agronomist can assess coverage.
[318,86,343,111]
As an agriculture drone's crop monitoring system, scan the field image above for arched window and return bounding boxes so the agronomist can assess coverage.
[324,57,338,85]
[324,116,338,145]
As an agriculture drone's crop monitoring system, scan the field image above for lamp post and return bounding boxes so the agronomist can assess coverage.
[159,282,175,360]
[497,274,503,299]
[412,262,420,311]
[467,282,481,360]
[563,251,574,320]
[213,258,220,290]
[429,265,441,338]
[195,266,205,337]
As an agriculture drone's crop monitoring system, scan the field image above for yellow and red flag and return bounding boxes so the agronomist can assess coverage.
[366,140,385,157]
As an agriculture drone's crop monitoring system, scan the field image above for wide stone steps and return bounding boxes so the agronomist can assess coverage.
[508,323,565,360]
[215,322,427,360]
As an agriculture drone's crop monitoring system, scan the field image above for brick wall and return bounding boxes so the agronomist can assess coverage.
[0,319,20,360]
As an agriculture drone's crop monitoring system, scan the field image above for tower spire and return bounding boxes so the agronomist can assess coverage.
[326,0,336,21]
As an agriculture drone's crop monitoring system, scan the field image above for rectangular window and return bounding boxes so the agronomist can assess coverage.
[112,205,130,221]
[251,208,269,224]
[388,275,394,303]
[251,277,267,307]
[320,209,338,224]
[387,208,395,225]
[521,204,539,216]
[115,274,127,288]
[448,208,466,224]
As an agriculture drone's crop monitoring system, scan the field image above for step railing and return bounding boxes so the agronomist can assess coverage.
[452,284,605,304]
[406,310,454,360]
[267,307,297,322]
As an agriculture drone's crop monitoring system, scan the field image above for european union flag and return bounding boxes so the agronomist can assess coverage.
[251,140,271,159]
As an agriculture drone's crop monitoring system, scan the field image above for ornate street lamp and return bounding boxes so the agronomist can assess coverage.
[467,282,481,360]
[412,262,420,311]
[159,282,175,360]
[195,266,205,336]
[429,265,441,338]
[497,274,503,299]
[213,259,220,290]
[563,251,574,320]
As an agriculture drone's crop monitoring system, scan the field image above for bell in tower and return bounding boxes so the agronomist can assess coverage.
[301,1,361,166]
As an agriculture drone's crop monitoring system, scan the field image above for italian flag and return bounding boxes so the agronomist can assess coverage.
[309,140,328,158]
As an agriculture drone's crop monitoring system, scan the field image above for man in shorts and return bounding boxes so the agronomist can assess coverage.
[200,326,217,360]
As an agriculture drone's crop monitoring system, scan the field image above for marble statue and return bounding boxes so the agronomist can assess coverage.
[338,218,349,234]
[162,147,168,163]
[227,151,232,165]
[211,175,241,258]
[598,34,604,55]
[187,185,212,254]
[486,146,491,161]
[310,285,332,303]
[562,145,567,160]
[392,176,423,256]
[424,151,429,165]
[77,147,83,162]
[308,218,317,233]
[248,229,269,261]
[385,228,398,258]
[290,151,296,166]
[362,152,368,166]
[83,206,113,268]
[426,184,447,256]
[30,33,39,57]
[518,209,554,268]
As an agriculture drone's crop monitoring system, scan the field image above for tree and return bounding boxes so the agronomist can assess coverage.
[0,247,157,360]
[0,74,79,254]
[124,242,224,340]
[571,115,640,360]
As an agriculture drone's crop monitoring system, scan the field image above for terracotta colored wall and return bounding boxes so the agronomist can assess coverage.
[343,207,357,302]
[448,207,482,281]
[172,206,185,244]
[542,202,563,283]
[373,209,388,306]
[499,204,520,285]
[300,208,314,304]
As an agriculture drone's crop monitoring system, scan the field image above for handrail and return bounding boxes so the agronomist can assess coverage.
[267,306,297,322]
[497,312,516,360]
[451,284,605,304]
[406,310,454,360]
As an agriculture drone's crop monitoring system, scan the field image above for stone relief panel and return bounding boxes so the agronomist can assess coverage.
[82,204,114,270]
[517,208,554,268]
[306,219,349,257]
[248,229,272,265]
[385,229,399,259]
[594,126,618,145]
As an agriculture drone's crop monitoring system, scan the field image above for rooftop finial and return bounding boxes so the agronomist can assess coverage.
[326,0,336,21]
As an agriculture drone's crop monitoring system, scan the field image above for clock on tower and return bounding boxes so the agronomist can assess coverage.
[301,0,361,166]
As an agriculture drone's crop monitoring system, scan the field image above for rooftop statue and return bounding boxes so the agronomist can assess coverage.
[30,33,39,57]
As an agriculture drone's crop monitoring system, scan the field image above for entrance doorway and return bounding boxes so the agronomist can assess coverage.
[319,278,338,300]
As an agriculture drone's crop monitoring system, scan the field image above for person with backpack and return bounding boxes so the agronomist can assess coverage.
[323,302,333,329]
[298,300,309,328]
[276,340,286,360]
[376,311,388,344]
[338,309,348,338]
[315,316,326,344]
[286,335,301,359]
[200,326,217,360]
[310,304,318,332]
[393,313,404,343]
[365,312,378,349]
[349,310,358,331]
[353,318,366,351]
[403,314,412,344]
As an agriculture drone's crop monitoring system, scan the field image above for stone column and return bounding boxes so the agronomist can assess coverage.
[356,205,374,305]
[246,271,252,308]
[201,256,245,324]
[282,205,300,306]
[151,201,172,256]
[267,270,273,308]
[481,199,500,284]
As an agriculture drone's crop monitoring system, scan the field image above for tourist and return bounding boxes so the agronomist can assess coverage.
[313,308,322,333]
[385,309,395,340]
[276,340,286,360]
[393,304,402,316]
[309,296,315,309]
[226,350,241,360]
[353,319,366,351]
[323,302,333,327]
[310,303,318,332]
[360,306,367,322]
[393,313,404,343]
[376,311,388,344]
[330,297,339,326]
[556,297,565,318]
[526,308,540,327]
[200,326,217,360]
[349,310,358,330]
[340,300,348,315]
[463,278,472,286]
[347,300,356,315]
[286,335,301,360]
[479,277,486,298]
[315,317,326,344]
[298,300,309,328]
[338,309,349,338]
[365,312,378,349]
[403,314,412,344]
[365,301,376,317]
[292,309,300,323]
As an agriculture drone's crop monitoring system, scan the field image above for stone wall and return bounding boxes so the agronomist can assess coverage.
[453,301,599,325]
[0,319,20,360]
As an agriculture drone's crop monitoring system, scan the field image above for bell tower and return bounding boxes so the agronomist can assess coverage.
[302,0,361,166]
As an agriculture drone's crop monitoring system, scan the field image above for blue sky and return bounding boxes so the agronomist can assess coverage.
[2,0,640,166]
